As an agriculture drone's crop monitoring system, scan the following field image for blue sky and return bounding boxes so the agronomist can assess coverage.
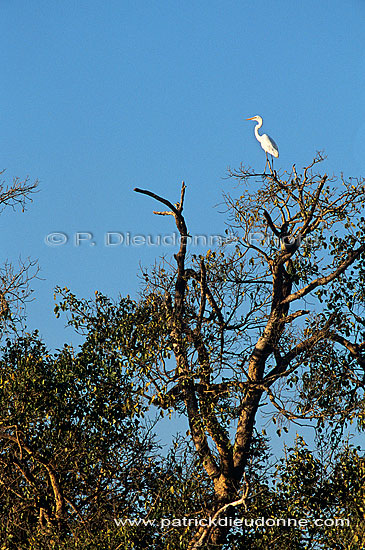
[1,0,365,354]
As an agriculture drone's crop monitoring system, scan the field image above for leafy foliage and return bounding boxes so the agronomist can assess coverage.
[0,330,158,548]
[1,155,364,549]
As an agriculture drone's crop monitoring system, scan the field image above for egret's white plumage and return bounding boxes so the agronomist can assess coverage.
[246,115,279,159]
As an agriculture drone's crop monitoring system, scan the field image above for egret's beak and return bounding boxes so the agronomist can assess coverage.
[246,117,255,120]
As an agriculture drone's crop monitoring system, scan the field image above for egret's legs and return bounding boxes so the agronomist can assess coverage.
[266,154,275,175]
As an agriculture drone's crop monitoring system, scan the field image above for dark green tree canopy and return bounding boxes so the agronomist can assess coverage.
[1,155,364,549]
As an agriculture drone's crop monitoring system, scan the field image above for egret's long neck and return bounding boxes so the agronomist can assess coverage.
[254,120,263,141]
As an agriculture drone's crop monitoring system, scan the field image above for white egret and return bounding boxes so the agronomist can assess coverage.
[246,115,279,170]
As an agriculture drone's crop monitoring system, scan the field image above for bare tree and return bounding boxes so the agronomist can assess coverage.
[0,170,39,336]
[134,153,365,548]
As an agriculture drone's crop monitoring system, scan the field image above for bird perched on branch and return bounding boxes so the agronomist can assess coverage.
[246,115,279,170]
